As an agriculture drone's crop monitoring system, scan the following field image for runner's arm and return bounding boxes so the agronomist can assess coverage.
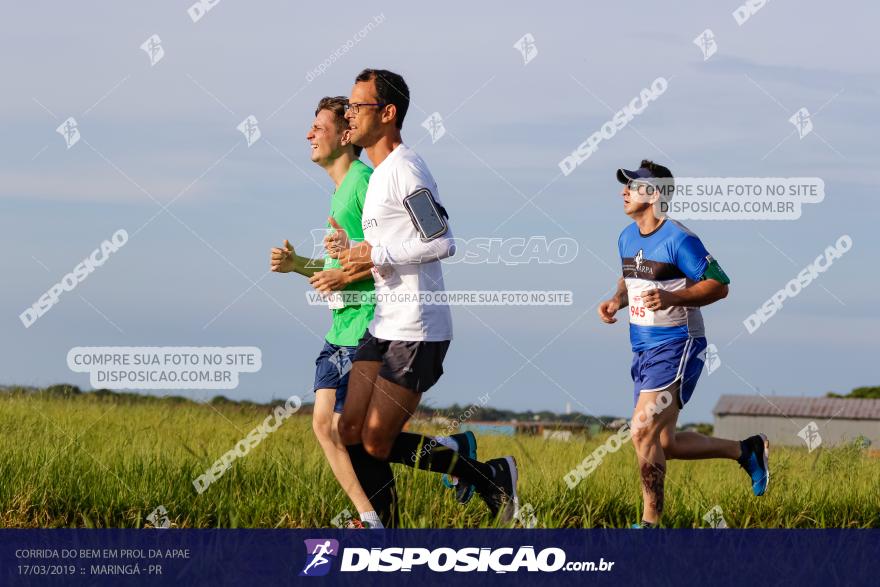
[672,279,728,306]
[614,277,628,308]
[371,229,456,266]
[598,277,628,324]
[669,235,730,306]
[270,240,323,278]
[289,254,323,278]
[643,279,728,310]
[339,236,455,277]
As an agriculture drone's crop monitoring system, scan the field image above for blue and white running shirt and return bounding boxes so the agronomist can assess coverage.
[618,219,728,352]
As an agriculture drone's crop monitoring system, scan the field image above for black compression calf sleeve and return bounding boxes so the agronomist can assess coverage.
[346,443,399,528]
[386,432,497,494]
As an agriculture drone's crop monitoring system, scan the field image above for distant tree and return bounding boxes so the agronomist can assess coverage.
[16,384,637,422]
[43,384,82,397]
[848,386,880,398]
[92,388,121,401]
[826,386,880,399]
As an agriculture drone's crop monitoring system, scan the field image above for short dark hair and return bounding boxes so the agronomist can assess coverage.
[315,96,362,157]
[641,159,674,201]
[355,68,409,129]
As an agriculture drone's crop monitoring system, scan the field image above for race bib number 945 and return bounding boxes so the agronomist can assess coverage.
[628,291,655,326]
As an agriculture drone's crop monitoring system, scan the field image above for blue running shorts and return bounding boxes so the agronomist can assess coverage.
[631,336,707,408]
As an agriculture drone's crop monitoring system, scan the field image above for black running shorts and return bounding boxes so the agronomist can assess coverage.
[353,331,450,393]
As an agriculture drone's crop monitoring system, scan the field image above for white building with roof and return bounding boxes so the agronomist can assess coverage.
[713,395,880,448]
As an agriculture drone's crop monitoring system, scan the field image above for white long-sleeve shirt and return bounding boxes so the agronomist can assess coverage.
[361,144,454,341]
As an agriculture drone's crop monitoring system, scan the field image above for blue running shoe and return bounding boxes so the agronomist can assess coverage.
[440,431,477,504]
[630,520,657,529]
[738,433,770,496]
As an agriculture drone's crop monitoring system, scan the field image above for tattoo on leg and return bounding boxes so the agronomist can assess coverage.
[640,462,666,515]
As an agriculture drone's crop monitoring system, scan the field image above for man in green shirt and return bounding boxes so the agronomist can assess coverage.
[270,96,379,528]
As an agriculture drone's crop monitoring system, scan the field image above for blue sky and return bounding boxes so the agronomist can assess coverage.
[2,1,877,422]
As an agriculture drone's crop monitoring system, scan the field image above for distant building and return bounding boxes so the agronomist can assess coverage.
[607,418,628,430]
[713,394,880,448]
[459,421,598,438]
[542,429,572,442]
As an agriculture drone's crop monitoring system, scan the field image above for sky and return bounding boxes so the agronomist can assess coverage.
[1,1,877,422]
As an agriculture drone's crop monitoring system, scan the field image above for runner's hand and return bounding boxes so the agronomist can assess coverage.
[641,288,675,311]
[270,240,296,273]
[309,269,348,293]
[339,242,373,277]
[598,299,621,323]
[324,217,350,259]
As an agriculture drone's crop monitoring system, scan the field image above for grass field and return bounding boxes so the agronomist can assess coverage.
[2,390,878,529]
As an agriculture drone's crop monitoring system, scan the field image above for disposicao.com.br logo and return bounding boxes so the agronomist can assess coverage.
[299,539,614,575]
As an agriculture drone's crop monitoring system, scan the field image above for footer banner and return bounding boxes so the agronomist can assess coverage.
[2,529,875,585]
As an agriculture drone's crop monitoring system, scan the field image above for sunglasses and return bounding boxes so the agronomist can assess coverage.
[626,180,656,195]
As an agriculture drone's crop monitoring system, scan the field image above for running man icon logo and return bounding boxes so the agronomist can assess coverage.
[237,115,261,147]
[56,117,80,149]
[633,249,652,274]
[700,343,722,375]
[693,29,717,61]
[140,34,165,66]
[798,421,822,452]
[514,502,538,528]
[146,505,170,528]
[328,347,352,378]
[703,505,728,529]
[300,539,339,577]
[330,509,354,529]
[421,112,446,143]
[789,107,813,139]
[513,33,538,65]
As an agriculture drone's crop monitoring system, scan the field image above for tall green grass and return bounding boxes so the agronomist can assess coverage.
[1,393,877,528]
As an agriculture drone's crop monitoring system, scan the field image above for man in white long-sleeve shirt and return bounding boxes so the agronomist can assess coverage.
[356,140,455,341]
[328,68,519,527]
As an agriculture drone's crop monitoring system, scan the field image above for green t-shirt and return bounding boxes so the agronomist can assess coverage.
[324,159,375,347]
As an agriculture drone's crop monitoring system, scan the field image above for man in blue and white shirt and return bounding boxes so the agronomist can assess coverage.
[598,160,769,528]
